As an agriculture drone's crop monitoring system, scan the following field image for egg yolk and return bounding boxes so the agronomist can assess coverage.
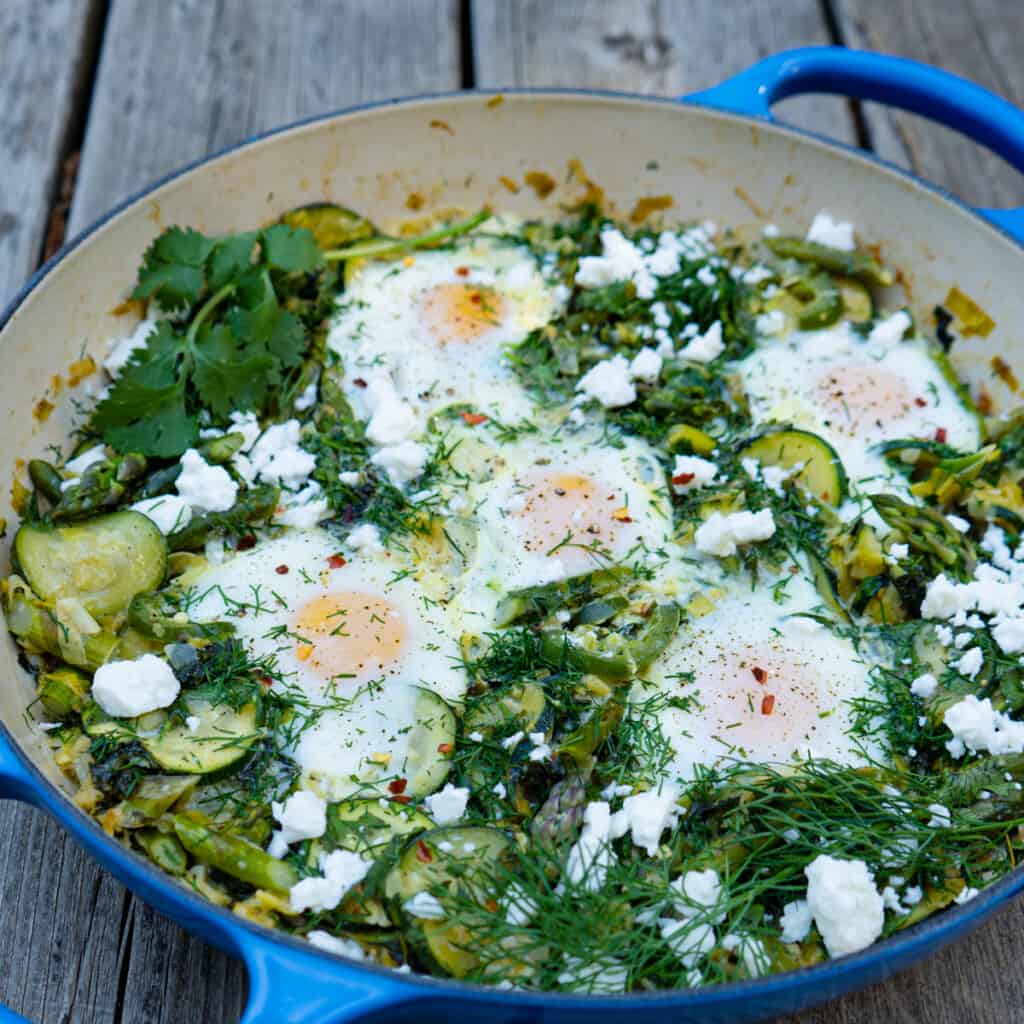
[419,282,505,344]
[689,639,835,760]
[292,592,407,685]
[815,363,915,435]
[508,470,638,569]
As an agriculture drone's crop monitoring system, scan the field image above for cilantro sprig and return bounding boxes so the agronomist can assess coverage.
[91,225,328,456]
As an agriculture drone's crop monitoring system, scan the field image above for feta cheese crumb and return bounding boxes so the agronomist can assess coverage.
[65,445,107,476]
[868,310,912,349]
[361,371,420,446]
[306,930,365,960]
[563,801,615,892]
[175,449,238,512]
[909,673,938,699]
[629,346,663,383]
[290,850,372,913]
[338,470,361,486]
[953,646,984,680]
[575,355,637,408]
[424,783,470,826]
[130,494,193,535]
[185,715,201,733]
[248,420,316,488]
[779,899,813,943]
[755,310,787,336]
[609,785,681,856]
[92,655,181,718]
[659,919,716,969]
[276,482,330,528]
[268,790,327,858]
[103,317,158,378]
[678,321,725,363]
[806,211,855,251]
[943,694,1024,758]
[946,514,971,534]
[670,868,725,922]
[804,854,884,957]
[346,523,384,555]
[695,509,776,557]
[370,440,429,487]
[671,454,718,493]
[501,731,524,750]
[294,377,319,412]
[574,228,657,299]
[927,803,952,828]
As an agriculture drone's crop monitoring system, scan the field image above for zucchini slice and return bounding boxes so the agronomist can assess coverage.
[140,687,259,774]
[463,682,547,738]
[15,511,166,616]
[403,688,457,797]
[740,429,847,506]
[323,799,433,854]
[279,203,376,251]
[837,275,874,324]
[385,825,514,977]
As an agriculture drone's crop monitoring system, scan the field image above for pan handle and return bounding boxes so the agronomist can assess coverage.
[687,46,1024,244]
[237,928,417,1024]
[0,726,37,804]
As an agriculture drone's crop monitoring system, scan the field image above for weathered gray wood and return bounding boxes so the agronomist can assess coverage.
[471,0,858,143]
[0,1,104,303]
[836,0,1024,207]
[70,0,461,231]
[1,3,460,1023]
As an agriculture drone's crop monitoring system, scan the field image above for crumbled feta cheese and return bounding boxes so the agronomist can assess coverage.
[946,514,971,534]
[887,543,909,562]
[804,854,884,957]
[943,695,1024,758]
[370,440,429,487]
[175,449,238,512]
[268,789,327,858]
[696,265,717,287]
[678,321,725,363]
[294,377,319,411]
[503,882,538,927]
[185,715,201,733]
[779,899,813,943]
[290,850,372,913]
[467,730,484,743]
[954,885,979,905]
[556,956,630,994]
[629,346,663,383]
[695,509,776,557]
[338,470,361,486]
[575,355,637,408]
[609,785,681,856]
[528,731,553,762]
[993,617,1024,655]
[130,494,193,535]
[927,803,952,828]
[868,310,912,349]
[361,371,420,446]
[670,868,725,922]
[424,783,470,826]
[671,454,718,493]
[248,420,316,489]
[755,310,786,336]
[650,301,671,328]
[346,523,384,555]
[659,919,716,969]
[574,228,658,299]
[762,223,780,238]
[228,410,262,451]
[65,445,107,476]
[909,673,938,699]
[492,781,507,799]
[276,482,330,528]
[306,930,365,960]
[501,731,524,750]
[104,317,158,377]
[903,886,924,906]
[743,457,801,496]
[953,646,984,679]
[806,211,855,251]
[92,655,181,718]
[563,801,615,892]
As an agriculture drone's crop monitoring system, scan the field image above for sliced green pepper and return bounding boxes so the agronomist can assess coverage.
[765,236,894,287]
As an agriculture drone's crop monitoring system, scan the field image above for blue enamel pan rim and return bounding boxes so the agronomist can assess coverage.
[2,45,1024,1019]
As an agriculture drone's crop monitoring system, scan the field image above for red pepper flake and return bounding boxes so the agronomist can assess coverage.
[260,676,274,690]
[460,411,488,426]
[611,506,633,523]
[914,397,927,408]
[935,427,948,443]
[388,777,408,795]
[672,472,695,486]
[392,794,412,805]
[327,554,347,569]
[352,377,367,388]
[469,291,482,305]
[275,564,289,575]
[484,898,500,912]
[415,840,433,863]
[761,694,775,715]
[455,266,470,277]
[236,534,256,551]
[752,666,767,684]
[437,742,454,755]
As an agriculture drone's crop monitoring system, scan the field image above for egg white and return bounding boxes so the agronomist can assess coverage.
[735,322,981,493]
[327,234,558,425]
[188,528,465,798]
[651,564,882,781]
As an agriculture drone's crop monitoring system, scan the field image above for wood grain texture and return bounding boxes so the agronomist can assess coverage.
[0,0,104,303]
[2,2,460,1022]
[470,0,857,142]
[835,0,1024,207]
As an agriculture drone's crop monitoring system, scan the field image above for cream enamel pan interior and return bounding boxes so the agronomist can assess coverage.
[1,87,1022,982]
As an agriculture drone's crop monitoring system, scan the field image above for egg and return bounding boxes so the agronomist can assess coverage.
[456,428,674,624]
[327,231,559,424]
[735,322,981,492]
[650,565,881,780]
[187,528,465,798]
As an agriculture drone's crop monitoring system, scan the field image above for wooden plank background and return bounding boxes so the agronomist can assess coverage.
[0,1,1022,1021]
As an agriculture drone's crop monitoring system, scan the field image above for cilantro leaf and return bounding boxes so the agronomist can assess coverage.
[261,224,322,274]
[132,228,215,311]
[207,232,258,292]
[192,323,277,419]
